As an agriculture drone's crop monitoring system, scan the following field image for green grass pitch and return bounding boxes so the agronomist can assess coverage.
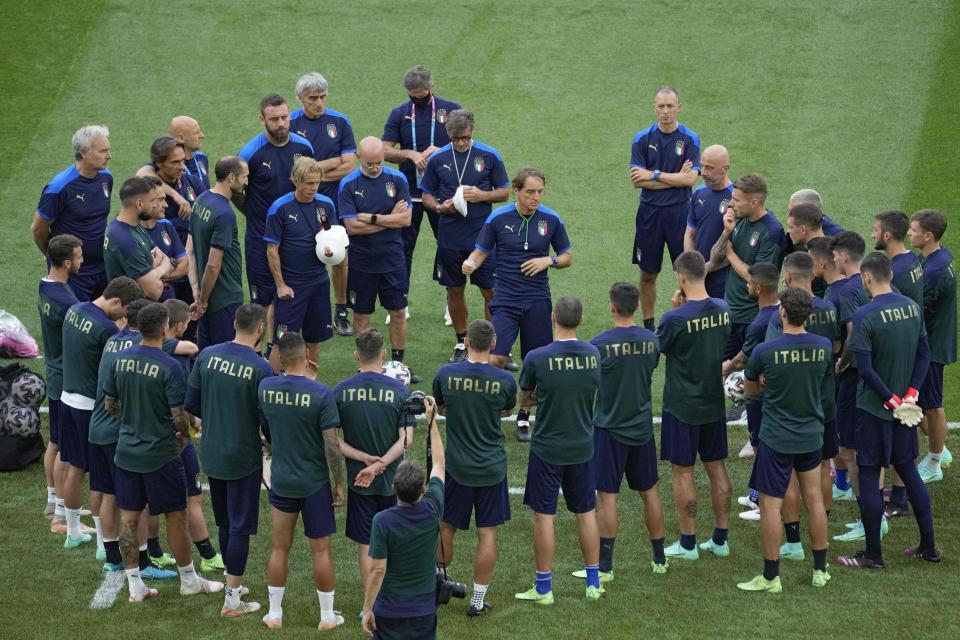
[1,1,958,638]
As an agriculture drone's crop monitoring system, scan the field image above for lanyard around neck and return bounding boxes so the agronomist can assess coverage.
[451,142,473,186]
[410,97,436,152]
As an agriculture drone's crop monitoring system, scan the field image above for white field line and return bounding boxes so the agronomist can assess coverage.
[89,571,124,609]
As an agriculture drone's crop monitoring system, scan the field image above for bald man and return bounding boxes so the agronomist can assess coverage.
[338,137,419,382]
[684,145,732,299]
[170,116,210,191]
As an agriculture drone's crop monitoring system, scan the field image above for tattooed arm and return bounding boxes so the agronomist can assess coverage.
[323,428,345,507]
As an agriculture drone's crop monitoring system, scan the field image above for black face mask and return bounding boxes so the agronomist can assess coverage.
[409,93,432,107]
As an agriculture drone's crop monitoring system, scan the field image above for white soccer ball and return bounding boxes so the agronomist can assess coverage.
[453,185,469,217]
[381,360,411,386]
[315,226,349,266]
[10,372,46,409]
[724,371,746,403]
[5,404,40,437]
[0,400,11,436]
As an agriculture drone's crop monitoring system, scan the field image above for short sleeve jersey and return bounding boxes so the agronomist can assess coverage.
[630,123,701,206]
[36,165,113,269]
[382,96,461,198]
[688,183,733,295]
[890,251,925,307]
[337,167,412,274]
[37,279,78,401]
[183,151,210,191]
[657,298,731,425]
[89,328,140,445]
[62,302,118,404]
[433,361,517,486]
[369,476,444,619]
[742,304,780,359]
[835,273,870,354]
[745,333,833,454]
[849,292,926,419]
[106,344,186,473]
[475,204,572,304]
[264,192,336,286]
[589,326,660,446]
[189,191,244,313]
[290,107,357,203]
[725,213,784,324]
[258,375,339,498]
[154,170,205,242]
[421,141,510,251]
[145,219,186,264]
[519,340,601,466]
[103,219,154,282]
[920,247,957,364]
[188,342,273,480]
[334,372,411,496]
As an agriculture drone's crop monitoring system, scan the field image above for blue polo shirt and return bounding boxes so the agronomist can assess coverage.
[630,123,701,206]
[337,167,412,274]
[263,192,335,287]
[145,219,186,263]
[382,96,461,198]
[291,107,357,203]
[475,204,572,304]
[421,141,509,251]
[688,183,733,295]
[143,165,206,243]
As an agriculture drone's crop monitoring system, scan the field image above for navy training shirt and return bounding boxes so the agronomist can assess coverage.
[688,183,733,296]
[382,96,461,198]
[152,168,206,244]
[183,151,210,191]
[337,167,412,274]
[36,164,113,273]
[630,123,701,206]
[290,107,357,203]
[263,191,335,287]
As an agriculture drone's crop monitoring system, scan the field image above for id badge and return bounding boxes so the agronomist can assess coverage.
[416,168,424,188]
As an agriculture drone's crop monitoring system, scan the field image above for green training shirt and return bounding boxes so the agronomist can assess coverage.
[37,279,77,401]
[189,191,244,313]
[724,212,784,324]
[62,301,119,404]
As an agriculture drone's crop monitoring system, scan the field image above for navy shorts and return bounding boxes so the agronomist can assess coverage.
[835,369,859,449]
[274,280,333,343]
[181,443,203,497]
[68,268,107,303]
[348,269,408,314]
[373,613,436,640]
[209,470,262,536]
[705,269,727,300]
[593,428,659,493]
[822,418,839,460]
[248,277,276,307]
[442,474,511,530]
[746,401,762,446]
[89,442,118,494]
[524,451,596,515]
[633,201,688,273]
[48,398,62,446]
[346,490,397,544]
[754,441,822,499]
[197,302,239,350]
[660,411,728,467]
[434,247,496,289]
[60,405,92,470]
[269,484,336,538]
[490,298,552,358]
[116,457,188,515]
[919,362,944,410]
[855,410,919,468]
[723,321,749,360]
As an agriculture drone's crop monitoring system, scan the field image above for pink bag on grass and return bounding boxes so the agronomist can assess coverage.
[0,311,39,359]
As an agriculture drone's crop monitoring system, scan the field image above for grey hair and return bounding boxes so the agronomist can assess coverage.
[790,188,822,207]
[445,109,474,137]
[295,72,328,97]
[393,460,425,503]
[72,125,110,160]
[403,65,433,91]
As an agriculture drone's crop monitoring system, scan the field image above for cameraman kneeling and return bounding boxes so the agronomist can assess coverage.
[362,396,445,639]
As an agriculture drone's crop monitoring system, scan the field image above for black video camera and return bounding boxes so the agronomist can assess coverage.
[436,569,467,605]
[404,390,426,416]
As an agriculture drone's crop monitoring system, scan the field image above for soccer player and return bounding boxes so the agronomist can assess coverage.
[335,329,415,606]
[169,116,210,191]
[105,302,223,601]
[464,167,573,441]
[907,209,956,483]
[291,72,357,336]
[838,253,939,568]
[260,332,346,630]
[738,287,832,592]
[38,235,82,524]
[189,156,247,349]
[185,303,273,616]
[515,296,603,604]
[422,109,509,362]
[140,176,188,302]
[782,189,845,258]
[338,136,418,380]
[60,276,143,549]
[264,157,337,374]
[434,319,517,615]
[32,125,113,301]
[586,283,668,576]
[103,177,173,301]
[657,251,732,560]
[785,202,838,298]
[629,86,701,329]
[383,65,461,287]
[238,93,315,311]
[684,144,732,299]
[135,135,205,247]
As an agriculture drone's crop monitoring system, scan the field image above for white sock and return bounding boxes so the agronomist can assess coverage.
[65,507,81,538]
[318,589,335,619]
[224,584,241,609]
[177,562,200,587]
[93,516,105,551]
[46,487,56,504]
[471,583,488,608]
[126,568,147,599]
[54,498,65,520]
[267,585,285,619]
[927,452,942,473]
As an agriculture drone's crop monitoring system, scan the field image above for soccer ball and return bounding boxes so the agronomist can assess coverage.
[0,400,11,436]
[10,372,46,409]
[381,360,411,386]
[5,404,40,437]
[724,371,746,403]
[315,226,349,266]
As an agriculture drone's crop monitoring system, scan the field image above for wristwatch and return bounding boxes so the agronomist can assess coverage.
[549,256,559,268]
[370,214,378,225]
[652,169,661,182]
